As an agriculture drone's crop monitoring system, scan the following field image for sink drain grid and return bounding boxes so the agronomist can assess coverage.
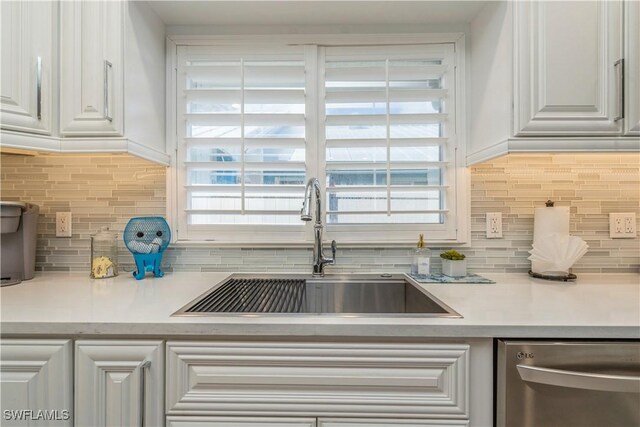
[185,278,306,313]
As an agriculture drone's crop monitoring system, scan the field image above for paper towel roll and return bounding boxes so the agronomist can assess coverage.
[533,206,569,244]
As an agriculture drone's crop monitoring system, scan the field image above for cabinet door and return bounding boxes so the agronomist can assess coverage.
[0,0,54,135]
[514,0,623,135]
[625,0,640,135]
[75,340,163,427]
[318,419,468,427]
[0,339,72,426]
[60,0,123,136]
[167,417,317,427]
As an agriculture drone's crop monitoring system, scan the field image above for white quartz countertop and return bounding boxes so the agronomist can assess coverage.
[1,271,638,338]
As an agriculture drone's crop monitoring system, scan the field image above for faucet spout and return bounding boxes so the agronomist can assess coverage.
[300,177,336,277]
[300,178,321,223]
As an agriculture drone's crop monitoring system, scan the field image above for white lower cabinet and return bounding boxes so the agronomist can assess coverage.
[0,339,73,426]
[166,417,318,427]
[166,417,469,427]
[74,340,164,427]
[0,339,477,426]
[318,419,469,427]
[166,341,469,419]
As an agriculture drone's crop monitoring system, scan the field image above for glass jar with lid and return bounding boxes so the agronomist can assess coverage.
[90,226,118,279]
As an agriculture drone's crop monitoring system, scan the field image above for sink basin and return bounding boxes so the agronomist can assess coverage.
[173,273,461,318]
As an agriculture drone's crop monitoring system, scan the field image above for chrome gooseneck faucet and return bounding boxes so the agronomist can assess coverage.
[301,177,336,277]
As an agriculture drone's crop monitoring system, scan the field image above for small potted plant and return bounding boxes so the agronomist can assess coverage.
[440,250,467,278]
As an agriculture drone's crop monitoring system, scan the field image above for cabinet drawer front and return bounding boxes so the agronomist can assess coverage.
[167,341,469,418]
[319,419,469,427]
[167,416,316,427]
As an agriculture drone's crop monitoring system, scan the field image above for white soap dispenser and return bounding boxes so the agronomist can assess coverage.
[411,234,431,275]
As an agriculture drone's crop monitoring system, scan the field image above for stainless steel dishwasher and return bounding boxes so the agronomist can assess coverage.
[497,340,640,427]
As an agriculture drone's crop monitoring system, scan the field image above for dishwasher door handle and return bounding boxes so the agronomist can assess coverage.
[517,364,640,393]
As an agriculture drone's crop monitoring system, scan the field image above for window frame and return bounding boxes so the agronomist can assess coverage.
[166,33,469,246]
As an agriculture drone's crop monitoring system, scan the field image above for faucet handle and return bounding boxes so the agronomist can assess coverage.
[331,240,337,262]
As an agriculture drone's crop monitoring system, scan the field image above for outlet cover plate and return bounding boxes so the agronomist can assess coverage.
[56,212,72,237]
[486,212,503,238]
[609,213,636,238]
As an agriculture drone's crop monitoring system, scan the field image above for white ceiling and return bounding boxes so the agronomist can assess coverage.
[147,1,490,26]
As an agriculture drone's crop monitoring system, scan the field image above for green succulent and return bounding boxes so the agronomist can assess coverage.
[440,250,466,260]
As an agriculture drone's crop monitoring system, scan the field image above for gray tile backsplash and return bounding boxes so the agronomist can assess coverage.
[1,152,638,274]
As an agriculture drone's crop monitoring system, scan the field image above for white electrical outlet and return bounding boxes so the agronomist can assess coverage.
[610,213,636,238]
[625,215,636,234]
[56,212,72,237]
[486,212,503,238]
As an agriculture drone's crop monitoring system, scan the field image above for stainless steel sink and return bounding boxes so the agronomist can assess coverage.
[173,273,461,318]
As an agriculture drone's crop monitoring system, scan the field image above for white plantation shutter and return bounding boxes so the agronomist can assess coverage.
[321,44,458,240]
[176,46,312,242]
[173,43,464,243]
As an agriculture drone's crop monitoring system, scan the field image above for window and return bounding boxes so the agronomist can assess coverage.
[176,46,312,242]
[321,45,459,241]
[173,41,467,244]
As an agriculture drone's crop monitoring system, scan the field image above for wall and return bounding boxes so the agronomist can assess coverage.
[470,154,639,273]
[1,152,638,274]
[0,154,165,272]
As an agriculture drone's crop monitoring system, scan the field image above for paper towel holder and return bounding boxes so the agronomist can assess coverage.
[530,199,581,282]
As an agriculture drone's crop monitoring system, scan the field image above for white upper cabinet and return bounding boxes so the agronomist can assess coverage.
[57,0,168,164]
[468,0,639,165]
[0,1,55,135]
[59,0,123,136]
[0,0,169,165]
[514,0,623,135]
[625,0,640,135]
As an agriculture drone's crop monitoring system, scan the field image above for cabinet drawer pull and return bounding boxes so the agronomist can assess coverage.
[139,360,151,426]
[104,60,113,122]
[36,56,42,120]
[614,58,624,122]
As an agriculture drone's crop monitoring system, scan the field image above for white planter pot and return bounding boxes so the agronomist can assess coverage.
[442,259,467,277]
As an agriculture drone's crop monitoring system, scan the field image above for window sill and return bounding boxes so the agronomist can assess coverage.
[171,240,471,249]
